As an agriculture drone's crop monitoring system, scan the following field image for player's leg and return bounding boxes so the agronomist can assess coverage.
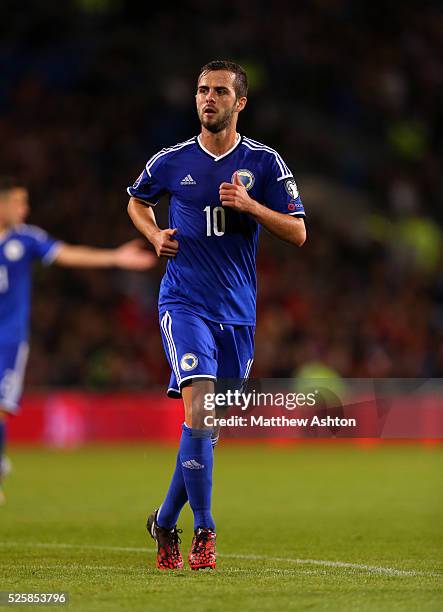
[154,371,188,531]
[185,323,255,567]
[0,342,29,503]
[160,310,217,532]
[148,310,217,569]
[213,322,255,434]
[146,361,187,569]
[181,379,217,570]
[183,322,254,570]
[155,376,215,529]
[181,379,215,527]
[156,311,217,529]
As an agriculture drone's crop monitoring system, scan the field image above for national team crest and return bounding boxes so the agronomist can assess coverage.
[232,169,255,191]
[180,353,199,371]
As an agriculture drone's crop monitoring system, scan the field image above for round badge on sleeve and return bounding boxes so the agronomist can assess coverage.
[284,178,299,199]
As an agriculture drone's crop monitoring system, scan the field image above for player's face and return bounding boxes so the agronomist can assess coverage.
[0,188,30,228]
[196,70,246,133]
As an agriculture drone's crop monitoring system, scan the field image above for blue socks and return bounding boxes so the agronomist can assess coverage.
[156,452,188,529]
[157,423,215,531]
[180,424,215,530]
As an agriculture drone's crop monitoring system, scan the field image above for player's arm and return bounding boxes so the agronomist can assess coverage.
[127,197,179,258]
[245,203,305,246]
[219,174,306,246]
[53,239,156,270]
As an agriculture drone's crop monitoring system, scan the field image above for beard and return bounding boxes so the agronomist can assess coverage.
[200,104,237,133]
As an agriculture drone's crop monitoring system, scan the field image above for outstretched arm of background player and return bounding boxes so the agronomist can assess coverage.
[53,239,156,270]
[127,197,179,258]
[219,173,306,247]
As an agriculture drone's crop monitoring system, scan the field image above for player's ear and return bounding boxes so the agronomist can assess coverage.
[236,97,247,112]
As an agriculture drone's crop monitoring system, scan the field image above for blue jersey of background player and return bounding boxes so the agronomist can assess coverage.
[0,177,156,503]
[127,60,306,570]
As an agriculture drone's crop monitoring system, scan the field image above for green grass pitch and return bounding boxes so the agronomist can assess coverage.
[1,443,442,611]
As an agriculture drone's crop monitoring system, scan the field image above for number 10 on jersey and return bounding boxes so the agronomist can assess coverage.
[204,206,225,237]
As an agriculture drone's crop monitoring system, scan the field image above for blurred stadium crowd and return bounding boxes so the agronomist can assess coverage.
[1,0,443,388]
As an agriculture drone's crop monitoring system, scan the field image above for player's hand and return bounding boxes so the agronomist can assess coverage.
[219,172,256,214]
[114,239,157,270]
[151,228,179,258]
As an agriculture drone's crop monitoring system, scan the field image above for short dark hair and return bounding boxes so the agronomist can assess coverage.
[0,176,25,194]
[198,60,248,99]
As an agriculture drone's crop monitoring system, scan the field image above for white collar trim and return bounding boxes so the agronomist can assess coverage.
[197,133,241,161]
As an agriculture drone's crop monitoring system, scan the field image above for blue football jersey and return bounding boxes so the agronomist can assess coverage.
[127,135,305,325]
[0,225,60,343]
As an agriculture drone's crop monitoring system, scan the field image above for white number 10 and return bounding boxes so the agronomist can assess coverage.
[204,206,225,237]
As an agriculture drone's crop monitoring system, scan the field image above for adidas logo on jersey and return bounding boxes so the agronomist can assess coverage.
[182,459,205,470]
[180,174,196,185]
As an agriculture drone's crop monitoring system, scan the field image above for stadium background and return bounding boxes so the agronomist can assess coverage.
[1,2,442,609]
[2,0,443,393]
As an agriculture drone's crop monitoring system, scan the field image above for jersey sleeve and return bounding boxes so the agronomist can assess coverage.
[126,152,168,206]
[263,154,305,217]
[25,226,61,266]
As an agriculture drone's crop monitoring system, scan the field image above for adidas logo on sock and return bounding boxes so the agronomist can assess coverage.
[182,459,205,469]
[180,174,196,185]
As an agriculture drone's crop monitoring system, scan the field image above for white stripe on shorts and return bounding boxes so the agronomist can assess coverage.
[161,311,182,385]
[244,358,253,381]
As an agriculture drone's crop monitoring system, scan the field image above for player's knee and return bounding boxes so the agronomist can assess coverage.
[185,401,212,429]
[182,379,215,430]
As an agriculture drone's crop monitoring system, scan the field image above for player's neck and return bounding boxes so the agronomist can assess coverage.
[199,127,240,157]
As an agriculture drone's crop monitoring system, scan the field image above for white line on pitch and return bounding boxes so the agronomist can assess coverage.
[0,564,141,572]
[0,542,439,578]
[0,564,323,576]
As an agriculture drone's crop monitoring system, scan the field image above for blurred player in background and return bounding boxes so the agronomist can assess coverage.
[127,60,306,570]
[0,177,156,503]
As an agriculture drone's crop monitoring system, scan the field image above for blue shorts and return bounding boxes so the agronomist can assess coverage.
[0,342,29,414]
[159,309,254,398]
